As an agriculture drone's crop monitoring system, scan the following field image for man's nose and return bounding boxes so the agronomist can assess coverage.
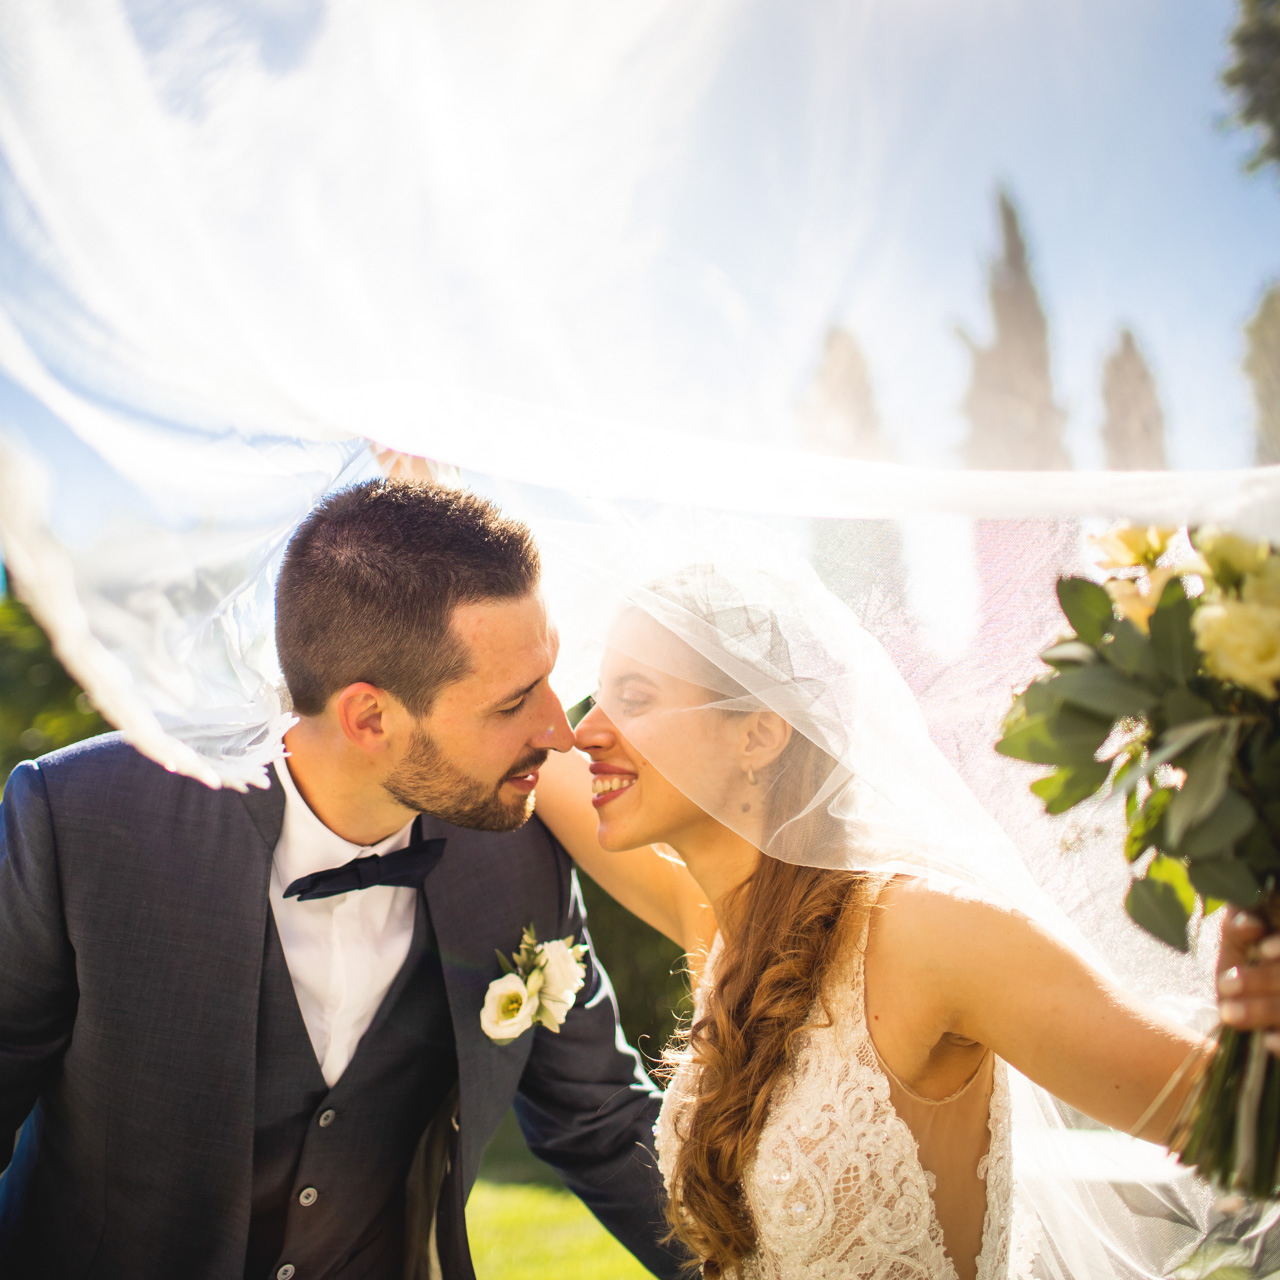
[532,688,574,753]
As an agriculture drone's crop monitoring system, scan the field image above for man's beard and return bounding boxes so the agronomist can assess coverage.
[383,728,548,832]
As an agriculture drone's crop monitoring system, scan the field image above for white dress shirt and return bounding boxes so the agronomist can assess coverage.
[270,759,418,1086]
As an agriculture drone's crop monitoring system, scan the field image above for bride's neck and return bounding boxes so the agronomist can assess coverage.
[669,821,761,933]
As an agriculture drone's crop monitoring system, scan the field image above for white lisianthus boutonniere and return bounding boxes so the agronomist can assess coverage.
[480,924,588,1045]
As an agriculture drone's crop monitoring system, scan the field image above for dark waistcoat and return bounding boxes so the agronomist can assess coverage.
[244,893,457,1280]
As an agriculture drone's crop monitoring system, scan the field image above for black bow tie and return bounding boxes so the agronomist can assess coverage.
[283,829,447,902]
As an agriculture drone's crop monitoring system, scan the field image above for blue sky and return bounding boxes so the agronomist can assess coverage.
[801,0,1280,469]
[531,0,1280,470]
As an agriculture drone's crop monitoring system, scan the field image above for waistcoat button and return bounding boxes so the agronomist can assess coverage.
[276,1266,295,1280]
[318,1109,336,1128]
[299,1186,318,1207]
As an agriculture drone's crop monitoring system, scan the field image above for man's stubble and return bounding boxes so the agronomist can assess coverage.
[383,727,548,832]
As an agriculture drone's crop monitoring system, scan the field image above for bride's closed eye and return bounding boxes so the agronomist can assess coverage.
[612,684,657,716]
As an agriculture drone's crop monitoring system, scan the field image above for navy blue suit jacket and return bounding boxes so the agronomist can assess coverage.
[0,735,682,1278]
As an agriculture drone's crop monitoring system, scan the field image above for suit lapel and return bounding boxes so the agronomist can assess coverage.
[419,817,534,1192]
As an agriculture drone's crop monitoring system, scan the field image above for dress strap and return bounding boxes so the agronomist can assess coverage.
[853,872,995,1107]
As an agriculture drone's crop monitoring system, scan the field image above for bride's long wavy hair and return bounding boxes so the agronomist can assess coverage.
[646,578,866,1276]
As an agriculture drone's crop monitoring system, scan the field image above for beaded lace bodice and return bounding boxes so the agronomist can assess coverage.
[656,908,1033,1279]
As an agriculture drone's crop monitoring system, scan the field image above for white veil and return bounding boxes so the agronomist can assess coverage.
[588,547,1217,1278]
[1,1,1280,1271]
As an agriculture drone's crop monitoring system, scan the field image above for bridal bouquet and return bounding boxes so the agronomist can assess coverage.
[998,524,1280,1198]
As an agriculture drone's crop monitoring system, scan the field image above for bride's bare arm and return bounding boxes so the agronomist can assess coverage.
[535,749,713,954]
[866,880,1205,1143]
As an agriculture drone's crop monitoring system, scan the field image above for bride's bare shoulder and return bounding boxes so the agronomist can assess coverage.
[864,873,1021,959]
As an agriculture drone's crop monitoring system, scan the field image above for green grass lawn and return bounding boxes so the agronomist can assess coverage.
[469,1108,659,1279]
[467,1181,655,1280]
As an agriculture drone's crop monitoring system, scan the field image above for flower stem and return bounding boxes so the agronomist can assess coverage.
[1232,1030,1269,1192]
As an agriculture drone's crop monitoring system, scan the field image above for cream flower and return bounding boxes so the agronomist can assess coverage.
[1194,527,1270,585]
[480,973,534,1044]
[1089,524,1176,570]
[1192,599,1280,699]
[1242,555,1280,609]
[532,938,587,1031]
[1103,564,1181,635]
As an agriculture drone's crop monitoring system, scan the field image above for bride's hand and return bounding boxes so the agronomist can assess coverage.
[1217,908,1280,1055]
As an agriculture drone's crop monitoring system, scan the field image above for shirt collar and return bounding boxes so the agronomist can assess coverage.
[272,758,416,884]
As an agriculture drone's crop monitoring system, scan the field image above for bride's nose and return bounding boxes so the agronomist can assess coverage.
[573,701,615,753]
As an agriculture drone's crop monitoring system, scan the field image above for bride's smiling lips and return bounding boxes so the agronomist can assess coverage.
[589,761,637,808]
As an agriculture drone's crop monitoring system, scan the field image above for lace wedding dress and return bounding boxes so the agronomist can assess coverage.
[656,884,1038,1279]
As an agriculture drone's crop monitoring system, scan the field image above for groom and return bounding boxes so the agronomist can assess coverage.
[0,480,684,1279]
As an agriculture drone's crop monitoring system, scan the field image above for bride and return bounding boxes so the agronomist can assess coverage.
[535,559,1220,1280]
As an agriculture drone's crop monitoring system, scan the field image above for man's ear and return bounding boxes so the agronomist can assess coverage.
[332,682,394,755]
[740,710,792,773]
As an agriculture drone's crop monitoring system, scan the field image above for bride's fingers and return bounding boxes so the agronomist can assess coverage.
[1219,960,1280,998]
[1219,950,1280,1049]
[1218,910,1269,976]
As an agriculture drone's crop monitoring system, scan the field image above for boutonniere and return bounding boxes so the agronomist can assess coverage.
[480,924,588,1045]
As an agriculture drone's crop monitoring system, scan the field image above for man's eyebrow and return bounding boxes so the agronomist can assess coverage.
[486,676,543,712]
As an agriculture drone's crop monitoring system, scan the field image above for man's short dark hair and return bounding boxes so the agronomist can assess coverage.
[275,479,540,716]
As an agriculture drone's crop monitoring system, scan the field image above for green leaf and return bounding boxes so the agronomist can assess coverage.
[1174,788,1257,859]
[1029,759,1111,814]
[1101,618,1161,682]
[1126,863,1192,951]
[1248,732,1280,793]
[1162,687,1213,727]
[1186,855,1262,908]
[1057,577,1115,645]
[1125,786,1172,862]
[566,694,596,728]
[1148,578,1197,685]
[1113,747,1146,821]
[1239,822,1280,875]
[494,948,516,975]
[1040,640,1099,668]
[1149,852,1197,911]
[1050,664,1158,720]
[1018,677,1062,719]
[1113,717,1231,801]
[995,707,1113,767]
[1162,716,1237,757]
[1165,724,1242,848]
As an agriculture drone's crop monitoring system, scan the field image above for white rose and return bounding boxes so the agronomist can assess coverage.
[1194,527,1270,585]
[1193,599,1280,699]
[532,939,586,1032]
[1243,555,1280,609]
[480,973,534,1044]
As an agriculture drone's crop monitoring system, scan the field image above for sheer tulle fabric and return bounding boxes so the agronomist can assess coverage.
[613,556,1213,1278]
[0,4,1266,1272]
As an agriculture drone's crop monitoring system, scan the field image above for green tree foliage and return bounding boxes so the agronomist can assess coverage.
[958,191,1068,471]
[1224,0,1280,173]
[0,587,109,787]
[578,876,688,1076]
[1101,329,1168,470]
